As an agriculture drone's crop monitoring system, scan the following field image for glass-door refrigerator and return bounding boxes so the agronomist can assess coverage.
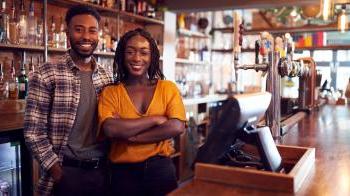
[0,129,32,196]
[0,139,21,196]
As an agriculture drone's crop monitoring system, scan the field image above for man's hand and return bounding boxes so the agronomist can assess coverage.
[48,162,63,183]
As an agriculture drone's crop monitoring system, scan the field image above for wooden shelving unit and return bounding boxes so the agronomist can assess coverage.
[211,49,232,53]
[175,58,211,66]
[0,44,118,57]
[51,0,118,15]
[119,11,164,25]
[211,23,350,54]
[0,43,44,52]
[178,28,210,38]
[51,0,164,25]
[212,45,350,53]
[211,23,340,35]
[295,45,350,51]
[48,47,67,53]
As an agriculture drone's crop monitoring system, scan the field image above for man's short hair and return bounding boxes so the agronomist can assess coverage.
[65,5,101,26]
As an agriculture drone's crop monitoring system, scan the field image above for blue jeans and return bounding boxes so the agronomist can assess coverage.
[111,156,178,196]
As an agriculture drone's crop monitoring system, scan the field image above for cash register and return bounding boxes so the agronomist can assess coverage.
[195,92,283,172]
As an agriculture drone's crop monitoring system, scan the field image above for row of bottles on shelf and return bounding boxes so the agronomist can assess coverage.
[98,19,118,52]
[292,32,325,48]
[0,0,44,46]
[0,0,66,48]
[0,56,40,100]
[293,31,350,48]
[0,0,119,52]
[176,36,210,62]
[177,12,211,34]
[175,65,211,98]
[81,0,158,18]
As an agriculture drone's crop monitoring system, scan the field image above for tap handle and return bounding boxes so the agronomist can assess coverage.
[255,40,260,64]
[239,22,244,46]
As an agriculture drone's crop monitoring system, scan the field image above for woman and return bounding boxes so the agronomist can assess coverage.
[98,28,186,196]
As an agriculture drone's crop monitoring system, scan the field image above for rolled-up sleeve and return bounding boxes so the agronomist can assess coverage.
[98,86,117,138]
[24,68,58,172]
[166,82,187,122]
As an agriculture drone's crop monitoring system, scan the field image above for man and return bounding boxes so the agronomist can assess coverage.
[24,5,113,196]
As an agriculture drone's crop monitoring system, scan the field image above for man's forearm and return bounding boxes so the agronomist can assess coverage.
[129,119,185,144]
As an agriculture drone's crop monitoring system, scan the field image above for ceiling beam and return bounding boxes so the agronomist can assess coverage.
[164,0,320,12]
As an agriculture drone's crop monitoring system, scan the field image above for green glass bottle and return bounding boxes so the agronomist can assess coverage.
[18,61,28,99]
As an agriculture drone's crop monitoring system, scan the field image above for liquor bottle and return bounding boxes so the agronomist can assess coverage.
[98,24,104,51]
[111,26,118,52]
[106,0,115,8]
[0,0,9,43]
[35,7,44,46]
[48,16,56,47]
[145,3,156,18]
[28,56,35,80]
[8,60,18,99]
[27,0,36,45]
[8,0,18,44]
[58,17,67,48]
[18,61,28,99]
[18,0,27,44]
[90,0,100,4]
[120,0,126,11]
[101,0,107,7]
[36,18,43,46]
[103,20,111,51]
[0,63,8,100]
[126,0,136,13]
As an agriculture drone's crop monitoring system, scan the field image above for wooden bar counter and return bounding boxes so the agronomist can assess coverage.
[0,113,25,133]
[171,105,350,196]
[0,100,26,132]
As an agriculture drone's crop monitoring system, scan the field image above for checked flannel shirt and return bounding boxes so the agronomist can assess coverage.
[24,52,114,195]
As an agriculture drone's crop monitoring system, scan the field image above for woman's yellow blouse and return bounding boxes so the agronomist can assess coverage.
[98,80,186,163]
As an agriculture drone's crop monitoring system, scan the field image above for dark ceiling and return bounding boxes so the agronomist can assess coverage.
[164,0,320,12]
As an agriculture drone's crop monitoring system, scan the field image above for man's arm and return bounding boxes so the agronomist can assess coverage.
[102,115,167,139]
[24,68,59,174]
[128,119,185,144]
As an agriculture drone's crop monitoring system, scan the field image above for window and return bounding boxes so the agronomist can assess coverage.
[313,50,333,62]
[336,66,350,92]
[316,66,331,88]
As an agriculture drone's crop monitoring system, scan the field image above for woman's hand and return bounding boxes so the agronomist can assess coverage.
[153,116,168,125]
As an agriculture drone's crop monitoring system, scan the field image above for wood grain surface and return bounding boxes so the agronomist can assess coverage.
[171,105,350,195]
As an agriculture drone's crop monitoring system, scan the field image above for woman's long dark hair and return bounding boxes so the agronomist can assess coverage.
[113,28,165,83]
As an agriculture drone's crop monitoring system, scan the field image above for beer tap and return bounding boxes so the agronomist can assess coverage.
[233,17,311,138]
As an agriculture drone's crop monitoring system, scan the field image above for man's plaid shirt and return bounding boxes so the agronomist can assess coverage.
[24,52,114,195]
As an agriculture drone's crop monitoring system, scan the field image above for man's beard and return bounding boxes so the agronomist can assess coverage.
[69,37,98,58]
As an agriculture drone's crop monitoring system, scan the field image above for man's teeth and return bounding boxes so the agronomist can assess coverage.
[80,44,92,47]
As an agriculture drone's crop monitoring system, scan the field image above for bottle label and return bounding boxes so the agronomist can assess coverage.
[8,84,18,99]
[19,83,26,91]
[0,82,8,99]
[9,83,16,91]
